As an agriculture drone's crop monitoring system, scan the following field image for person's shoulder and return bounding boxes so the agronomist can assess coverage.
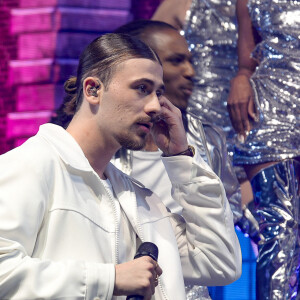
[187,111,224,136]
[0,130,59,176]
[152,0,191,29]
[187,111,226,151]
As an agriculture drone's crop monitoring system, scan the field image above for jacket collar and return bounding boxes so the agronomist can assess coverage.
[38,124,144,236]
[38,123,93,172]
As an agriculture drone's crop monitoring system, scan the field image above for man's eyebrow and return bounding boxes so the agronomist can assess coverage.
[168,53,192,60]
[132,78,165,92]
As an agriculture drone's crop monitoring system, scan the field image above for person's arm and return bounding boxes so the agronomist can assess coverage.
[227,0,259,141]
[162,154,242,285]
[152,97,242,285]
[187,113,243,224]
[151,0,192,30]
[203,123,243,224]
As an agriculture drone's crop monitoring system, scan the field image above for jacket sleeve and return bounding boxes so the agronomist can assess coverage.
[162,154,242,286]
[204,124,243,224]
[0,148,115,300]
[187,112,243,224]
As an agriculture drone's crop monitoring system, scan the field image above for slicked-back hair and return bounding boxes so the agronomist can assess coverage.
[63,33,161,115]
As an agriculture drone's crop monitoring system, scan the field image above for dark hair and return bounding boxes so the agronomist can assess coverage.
[61,33,161,119]
[114,19,177,42]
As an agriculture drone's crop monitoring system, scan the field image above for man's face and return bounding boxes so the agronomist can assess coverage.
[98,58,164,151]
[147,29,195,111]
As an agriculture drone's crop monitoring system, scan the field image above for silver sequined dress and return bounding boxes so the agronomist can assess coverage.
[234,0,300,164]
[183,0,238,152]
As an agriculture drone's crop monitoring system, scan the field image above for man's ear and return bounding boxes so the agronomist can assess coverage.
[83,77,102,104]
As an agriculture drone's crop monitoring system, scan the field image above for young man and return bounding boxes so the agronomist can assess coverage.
[0,33,241,299]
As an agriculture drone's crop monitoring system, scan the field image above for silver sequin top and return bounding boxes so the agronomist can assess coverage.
[183,0,238,151]
[234,0,300,164]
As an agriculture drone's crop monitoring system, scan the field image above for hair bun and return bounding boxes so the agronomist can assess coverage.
[64,76,77,94]
[63,76,78,116]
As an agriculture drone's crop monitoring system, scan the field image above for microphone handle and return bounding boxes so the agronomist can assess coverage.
[126,242,158,300]
[126,295,143,300]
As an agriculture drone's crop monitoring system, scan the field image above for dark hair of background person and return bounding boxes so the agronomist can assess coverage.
[114,19,177,43]
[50,33,161,128]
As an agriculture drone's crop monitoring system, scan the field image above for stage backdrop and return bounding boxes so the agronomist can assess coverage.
[0,0,163,154]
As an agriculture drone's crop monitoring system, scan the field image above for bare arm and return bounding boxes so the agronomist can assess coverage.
[151,0,192,30]
[236,0,258,77]
[227,0,259,140]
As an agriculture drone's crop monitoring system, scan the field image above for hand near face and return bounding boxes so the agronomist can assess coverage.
[151,96,188,156]
[113,256,162,299]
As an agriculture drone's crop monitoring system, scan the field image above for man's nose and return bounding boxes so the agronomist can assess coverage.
[184,61,195,78]
[144,94,161,114]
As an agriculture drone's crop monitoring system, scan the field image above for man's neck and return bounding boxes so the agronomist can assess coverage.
[67,117,117,180]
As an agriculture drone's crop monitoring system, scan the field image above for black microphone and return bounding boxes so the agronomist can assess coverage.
[126,242,159,300]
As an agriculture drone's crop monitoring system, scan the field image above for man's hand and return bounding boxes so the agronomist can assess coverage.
[227,74,257,142]
[113,256,163,299]
[151,96,188,156]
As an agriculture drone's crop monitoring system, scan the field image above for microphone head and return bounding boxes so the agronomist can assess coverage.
[134,242,158,261]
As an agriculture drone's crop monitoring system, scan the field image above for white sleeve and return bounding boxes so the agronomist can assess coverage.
[0,151,115,300]
[162,155,242,286]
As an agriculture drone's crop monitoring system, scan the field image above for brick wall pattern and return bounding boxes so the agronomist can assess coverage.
[0,0,143,154]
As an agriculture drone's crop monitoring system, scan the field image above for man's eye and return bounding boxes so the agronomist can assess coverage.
[156,90,163,98]
[169,57,184,65]
[137,84,147,94]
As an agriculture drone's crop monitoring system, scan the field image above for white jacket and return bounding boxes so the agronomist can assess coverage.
[0,124,241,299]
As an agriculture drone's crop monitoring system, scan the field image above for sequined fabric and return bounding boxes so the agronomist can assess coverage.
[183,0,238,150]
[182,0,248,239]
[186,285,212,300]
[234,0,300,165]
[251,159,300,300]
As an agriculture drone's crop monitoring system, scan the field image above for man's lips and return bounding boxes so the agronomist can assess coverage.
[136,122,152,132]
[181,85,193,96]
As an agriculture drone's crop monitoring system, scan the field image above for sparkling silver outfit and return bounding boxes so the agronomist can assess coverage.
[252,159,300,300]
[183,0,238,150]
[234,0,300,165]
[183,0,261,247]
[241,1,300,299]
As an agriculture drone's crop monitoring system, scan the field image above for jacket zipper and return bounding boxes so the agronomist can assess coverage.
[99,179,119,265]
[133,189,168,300]
[100,174,168,299]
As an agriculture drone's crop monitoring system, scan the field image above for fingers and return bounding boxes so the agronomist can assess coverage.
[227,74,256,140]
[141,258,162,298]
[151,95,188,155]
[159,96,181,114]
[248,97,258,122]
[239,99,251,134]
[114,257,162,298]
[154,97,182,125]
[154,261,163,277]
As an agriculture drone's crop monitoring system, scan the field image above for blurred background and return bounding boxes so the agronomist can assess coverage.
[0,1,256,299]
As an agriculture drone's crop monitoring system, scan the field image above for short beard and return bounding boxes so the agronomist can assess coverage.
[116,131,147,151]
